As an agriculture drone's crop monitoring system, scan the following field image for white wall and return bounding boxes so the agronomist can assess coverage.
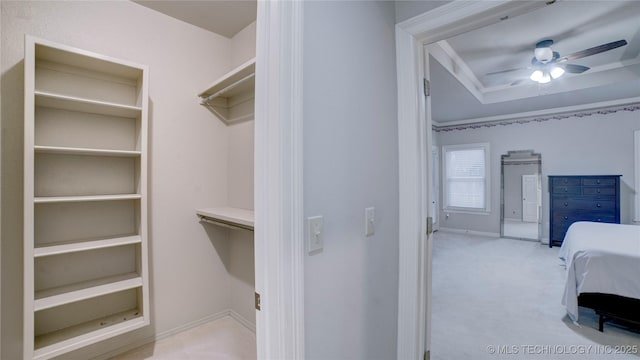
[1,1,238,358]
[436,110,640,239]
[231,21,256,68]
[225,20,256,328]
[303,1,399,359]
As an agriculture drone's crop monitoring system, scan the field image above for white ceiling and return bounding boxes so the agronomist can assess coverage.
[133,0,256,38]
[429,0,640,122]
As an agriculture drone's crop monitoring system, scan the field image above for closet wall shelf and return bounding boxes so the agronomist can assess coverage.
[198,57,255,125]
[34,273,142,311]
[34,311,145,360]
[34,194,141,204]
[35,145,141,157]
[34,235,142,258]
[35,91,141,118]
[196,207,254,231]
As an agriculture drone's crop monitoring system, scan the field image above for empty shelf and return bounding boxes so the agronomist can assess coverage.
[35,145,141,157]
[35,273,142,311]
[34,309,145,360]
[34,235,142,258]
[34,194,141,203]
[35,91,141,118]
[196,207,254,231]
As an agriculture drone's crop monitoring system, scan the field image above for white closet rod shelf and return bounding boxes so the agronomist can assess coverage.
[200,73,255,104]
[196,207,254,231]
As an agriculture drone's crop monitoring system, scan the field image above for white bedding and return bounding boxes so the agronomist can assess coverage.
[559,221,640,321]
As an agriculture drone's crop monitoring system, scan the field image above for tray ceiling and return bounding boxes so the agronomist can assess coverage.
[429,0,640,109]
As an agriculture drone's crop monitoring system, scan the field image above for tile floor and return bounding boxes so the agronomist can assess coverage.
[110,316,256,360]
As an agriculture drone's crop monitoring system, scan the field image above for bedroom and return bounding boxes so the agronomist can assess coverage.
[420,1,640,358]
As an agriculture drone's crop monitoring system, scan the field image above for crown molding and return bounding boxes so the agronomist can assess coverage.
[433,97,640,132]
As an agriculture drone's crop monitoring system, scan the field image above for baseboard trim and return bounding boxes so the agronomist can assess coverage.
[93,309,243,360]
[229,309,256,333]
[438,227,500,238]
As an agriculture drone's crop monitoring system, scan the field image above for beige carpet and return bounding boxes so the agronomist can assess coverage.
[431,231,640,359]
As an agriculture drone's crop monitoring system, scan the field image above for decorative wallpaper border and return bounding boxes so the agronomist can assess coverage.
[433,103,640,132]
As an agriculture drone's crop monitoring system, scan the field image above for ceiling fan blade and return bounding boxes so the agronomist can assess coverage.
[562,64,590,74]
[559,39,628,62]
[510,79,528,86]
[485,67,527,76]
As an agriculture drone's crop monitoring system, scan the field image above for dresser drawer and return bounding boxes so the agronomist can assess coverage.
[553,198,615,211]
[582,178,617,186]
[551,186,581,194]
[552,212,616,224]
[550,177,580,187]
[583,186,616,195]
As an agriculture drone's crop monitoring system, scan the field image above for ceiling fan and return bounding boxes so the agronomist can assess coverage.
[487,38,628,85]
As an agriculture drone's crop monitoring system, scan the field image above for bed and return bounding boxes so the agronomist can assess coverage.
[559,221,640,331]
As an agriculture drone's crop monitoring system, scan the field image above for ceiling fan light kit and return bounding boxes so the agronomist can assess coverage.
[488,38,628,86]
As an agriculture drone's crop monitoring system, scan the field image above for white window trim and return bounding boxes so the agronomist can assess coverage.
[635,130,640,222]
[442,142,491,214]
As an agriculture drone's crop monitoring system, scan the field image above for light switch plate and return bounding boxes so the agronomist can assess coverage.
[365,207,375,236]
[308,215,323,253]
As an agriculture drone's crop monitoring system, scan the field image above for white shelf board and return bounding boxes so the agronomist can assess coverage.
[196,207,254,230]
[34,194,141,204]
[198,57,256,98]
[35,91,141,118]
[35,273,142,311]
[34,235,142,258]
[35,145,141,157]
[198,58,255,125]
[34,309,145,360]
[35,37,144,80]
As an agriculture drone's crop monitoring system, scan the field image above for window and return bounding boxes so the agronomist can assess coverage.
[442,143,490,212]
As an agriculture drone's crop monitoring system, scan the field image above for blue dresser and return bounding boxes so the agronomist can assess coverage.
[548,175,621,247]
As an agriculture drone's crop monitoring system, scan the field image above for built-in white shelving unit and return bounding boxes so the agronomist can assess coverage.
[24,36,149,360]
[198,57,255,125]
[196,207,254,231]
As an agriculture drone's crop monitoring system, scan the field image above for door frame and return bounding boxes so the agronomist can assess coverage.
[254,1,305,359]
[395,1,550,357]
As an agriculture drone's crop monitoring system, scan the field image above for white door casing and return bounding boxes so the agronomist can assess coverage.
[396,2,551,358]
[254,1,305,359]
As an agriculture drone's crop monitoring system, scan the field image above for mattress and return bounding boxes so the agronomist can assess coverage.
[559,221,640,321]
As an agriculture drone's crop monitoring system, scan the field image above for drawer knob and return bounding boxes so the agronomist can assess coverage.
[597,203,601,208]
[597,189,601,193]
[564,216,568,220]
[564,202,568,206]
[597,180,601,184]
[597,218,602,222]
